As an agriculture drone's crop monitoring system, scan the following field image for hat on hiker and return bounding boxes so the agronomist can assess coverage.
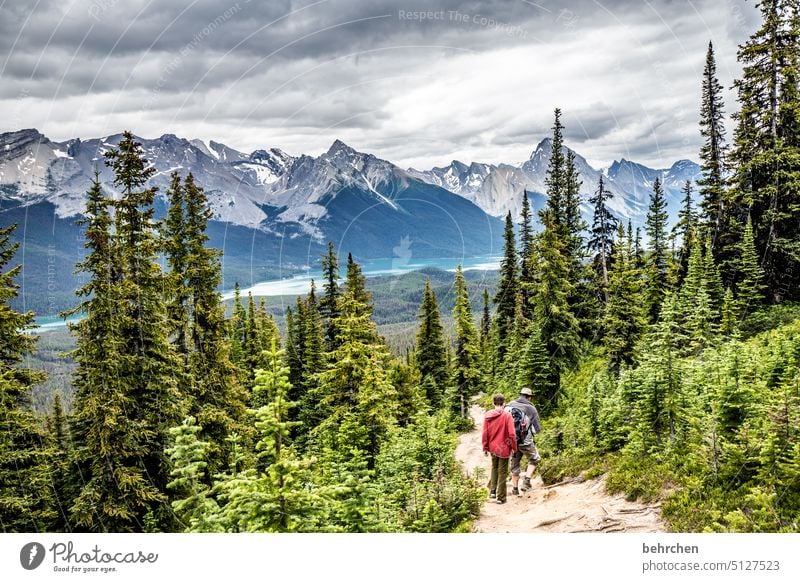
[519,387,533,396]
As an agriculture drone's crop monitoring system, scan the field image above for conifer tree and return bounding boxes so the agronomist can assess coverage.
[217,341,322,532]
[299,285,324,404]
[715,337,752,437]
[544,108,566,226]
[687,287,715,353]
[415,279,448,406]
[517,323,550,400]
[518,191,535,318]
[166,417,222,532]
[0,225,52,532]
[672,180,697,284]
[728,0,800,300]
[494,212,518,360]
[698,41,729,252]
[645,178,670,322]
[478,289,495,384]
[562,151,596,338]
[320,242,341,348]
[450,266,480,420]
[243,293,265,372]
[313,285,398,468]
[637,293,688,447]
[532,210,580,408]
[588,175,618,303]
[702,237,725,316]
[604,223,646,370]
[163,171,190,359]
[71,132,182,531]
[562,150,587,270]
[345,253,374,324]
[285,306,302,390]
[479,288,491,356]
[720,287,737,335]
[678,239,705,318]
[229,283,246,366]
[257,298,280,353]
[67,172,159,531]
[179,172,248,476]
[734,215,766,315]
[48,393,73,531]
[499,292,527,393]
[633,226,645,271]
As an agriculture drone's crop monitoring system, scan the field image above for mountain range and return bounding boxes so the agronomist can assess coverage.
[0,128,700,314]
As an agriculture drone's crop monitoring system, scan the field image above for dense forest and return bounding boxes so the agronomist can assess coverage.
[1,0,799,533]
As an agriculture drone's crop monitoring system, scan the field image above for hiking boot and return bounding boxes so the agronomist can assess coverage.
[521,476,532,491]
[494,499,506,504]
[512,487,520,496]
[489,490,496,499]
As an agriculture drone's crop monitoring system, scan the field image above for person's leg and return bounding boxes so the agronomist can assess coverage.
[488,455,499,495]
[496,456,509,502]
[521,442,541,489]
[510,450,522,492]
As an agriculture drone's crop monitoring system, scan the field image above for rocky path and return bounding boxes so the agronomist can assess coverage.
[456,404,665,533]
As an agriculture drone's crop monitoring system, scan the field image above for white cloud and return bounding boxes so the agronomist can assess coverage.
[0,0,759,169]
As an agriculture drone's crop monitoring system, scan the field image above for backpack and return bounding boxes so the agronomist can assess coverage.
[505,404,528,444]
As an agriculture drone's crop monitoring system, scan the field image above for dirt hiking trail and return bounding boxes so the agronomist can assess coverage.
[456,404,665,533]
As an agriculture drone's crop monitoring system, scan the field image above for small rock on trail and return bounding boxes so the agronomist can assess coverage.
[456,404,665,533]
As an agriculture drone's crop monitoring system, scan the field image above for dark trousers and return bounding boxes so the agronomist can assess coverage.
[488,455,510,502]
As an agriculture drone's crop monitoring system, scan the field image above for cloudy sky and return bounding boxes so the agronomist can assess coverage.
[0,0,759,169]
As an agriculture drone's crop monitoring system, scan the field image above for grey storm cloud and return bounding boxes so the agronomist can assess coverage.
[0,0,760,169]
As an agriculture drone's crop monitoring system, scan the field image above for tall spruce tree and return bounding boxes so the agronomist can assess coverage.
[494,212,518,360]
[544,108,566,227]
[519,190,535,319]
[299,284,324,402]
[67,172,160,532]
[320,242,341,348]
[312,275,398,468]
[47,393,73,531]
[450,266,480,421]
[562,150,586,270]
[415,279,448,406]
[588,175,618,303]
[0,224,52,532]
[672,180,697,285]
[735,215,766,315]
[71,132,182,531]
[728,0,800,301]
[203,341,323,532]
[478,289,494,382]
[229,283,246,366]
[698,41,729,253]
[604,223,647,370]
[702,237,725,316]
[533,210,580,409]
[562,150,596,338]
[177,172,248,476]
[163,171,190,359]
[637,293,688,448]
[645,177,670,322]
[517,323,550,400]
[345,253,373,321]
[165,417,222,532]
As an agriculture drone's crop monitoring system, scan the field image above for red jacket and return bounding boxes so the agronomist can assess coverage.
[482,408,517,458]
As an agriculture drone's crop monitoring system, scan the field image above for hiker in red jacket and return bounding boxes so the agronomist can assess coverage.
[482,393,518,504]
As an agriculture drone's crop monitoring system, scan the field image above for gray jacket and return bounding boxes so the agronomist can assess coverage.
[509,397,542,444]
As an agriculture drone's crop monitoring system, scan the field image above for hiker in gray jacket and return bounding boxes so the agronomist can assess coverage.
[508,387,542,496]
